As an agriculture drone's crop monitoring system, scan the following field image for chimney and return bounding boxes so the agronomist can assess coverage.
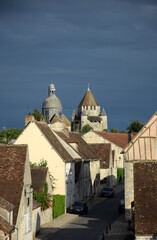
[25,114,34,127]
[127,130,131,143]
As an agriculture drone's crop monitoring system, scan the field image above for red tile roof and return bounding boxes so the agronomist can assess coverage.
[0,144,27,224]
[134,162,157,235]
[31,167,48,193]
[88,144,111,169]
[94,131,134,149]
[35,122,74,162]
[56,131,99,160]
[0,197,14,212]
[0,216,15,234]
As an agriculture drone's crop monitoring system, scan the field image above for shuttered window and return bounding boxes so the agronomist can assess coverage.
[24,213,31,234]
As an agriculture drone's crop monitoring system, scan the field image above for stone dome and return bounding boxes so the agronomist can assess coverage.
[42,95,62,109]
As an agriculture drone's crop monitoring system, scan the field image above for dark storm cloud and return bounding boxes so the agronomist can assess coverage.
[0,0,157,130]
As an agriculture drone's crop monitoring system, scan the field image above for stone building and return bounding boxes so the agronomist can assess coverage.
[123,112,157,222]
[71,87,108,131]
[42,83,62,123]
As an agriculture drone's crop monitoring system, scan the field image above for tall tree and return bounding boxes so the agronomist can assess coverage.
[126,120,144,132]
[111,127,119,133]
[31,108,44,121]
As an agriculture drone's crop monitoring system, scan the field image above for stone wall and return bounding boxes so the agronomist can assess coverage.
[125,162,134,220]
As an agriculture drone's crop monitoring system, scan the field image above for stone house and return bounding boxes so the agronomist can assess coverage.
[82,131,133,183]
[0,144,33,240]
[0,197,15,240]
[134,162,157,240]
[31,167,53,236]
[55,131,101,201]
[88,143,114,187]
[14,120,81,211]
[123,112,157,221]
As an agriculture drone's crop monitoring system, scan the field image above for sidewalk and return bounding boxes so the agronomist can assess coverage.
[34,196,105,240]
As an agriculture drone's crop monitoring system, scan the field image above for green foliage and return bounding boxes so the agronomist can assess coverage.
[0,128,23,144]
[33,182,53,211]
[103,129,109,132]
[119,130,126,133]
[31,107,44,121]
[111,127,119,133]
[79,124,93,133]
[117,168,124,182]
[126,120,144,132]
[30,159,48,168]
[53,195,65,218]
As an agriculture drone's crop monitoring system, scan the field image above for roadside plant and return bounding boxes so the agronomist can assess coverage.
[33,183,54,211]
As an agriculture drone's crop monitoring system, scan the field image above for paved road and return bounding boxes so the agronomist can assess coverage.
[46,186,124,240]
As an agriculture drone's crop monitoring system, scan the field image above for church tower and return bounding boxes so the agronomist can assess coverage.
[42,83,62,123]
[71,87,108,131]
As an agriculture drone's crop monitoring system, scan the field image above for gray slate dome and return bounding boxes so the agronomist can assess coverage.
[42,96,62,109]
[42,83,62,123]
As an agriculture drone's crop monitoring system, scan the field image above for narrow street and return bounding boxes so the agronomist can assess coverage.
[46,184,124,240]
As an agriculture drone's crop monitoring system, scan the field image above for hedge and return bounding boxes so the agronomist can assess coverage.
[53,195,65,218]
[117,168,124,182]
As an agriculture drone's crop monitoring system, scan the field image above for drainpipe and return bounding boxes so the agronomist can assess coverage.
[13,226,18,240]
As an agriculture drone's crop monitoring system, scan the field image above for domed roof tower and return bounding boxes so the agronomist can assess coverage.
[42,83,62,123]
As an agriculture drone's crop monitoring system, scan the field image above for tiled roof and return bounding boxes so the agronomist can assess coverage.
[0,197,14,212]
[61,114,71,126]
[134,162,157,235]
[33,199,41,210]
[35,122,73,162]
[56,131,99,160]
[94,131,134,149]
[88,144,111,169]
[0,216,15,234]
[31,167,48,193]
[0,144,27,225]
[78,89,100,107]
[50,114,62,124]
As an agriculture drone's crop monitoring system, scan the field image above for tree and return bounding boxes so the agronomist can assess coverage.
[126,120,144,132]
[31,107,44,121]
[111,127,119,133]
[0,128,23,144]
[79,124,93,133]
[103,129,109,132]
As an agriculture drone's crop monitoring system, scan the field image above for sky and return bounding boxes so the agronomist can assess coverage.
[0,0,157,131]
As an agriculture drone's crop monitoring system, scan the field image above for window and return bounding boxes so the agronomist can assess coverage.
[91,106,92,110]
[86,106,88,110]
[24,213,31,234]
[94,106,96,110]
[27,198,30,206]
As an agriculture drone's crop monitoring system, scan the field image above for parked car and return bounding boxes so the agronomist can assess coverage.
[69,201,88,214]
[118,199,125,214]
[101,187,115,198]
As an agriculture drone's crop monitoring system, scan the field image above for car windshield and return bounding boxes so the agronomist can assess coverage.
[75,202,84,207]
[103,188,112,192]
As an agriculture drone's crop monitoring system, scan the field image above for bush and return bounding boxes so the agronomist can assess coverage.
[117,168,124,182]
[53,195,65,218]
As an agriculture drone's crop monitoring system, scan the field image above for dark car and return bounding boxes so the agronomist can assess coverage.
[101,187,115,198]
[69,201,88,214]
[118,199,125,214]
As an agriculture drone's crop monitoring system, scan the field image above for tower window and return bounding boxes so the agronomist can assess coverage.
[94,106,96,110]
